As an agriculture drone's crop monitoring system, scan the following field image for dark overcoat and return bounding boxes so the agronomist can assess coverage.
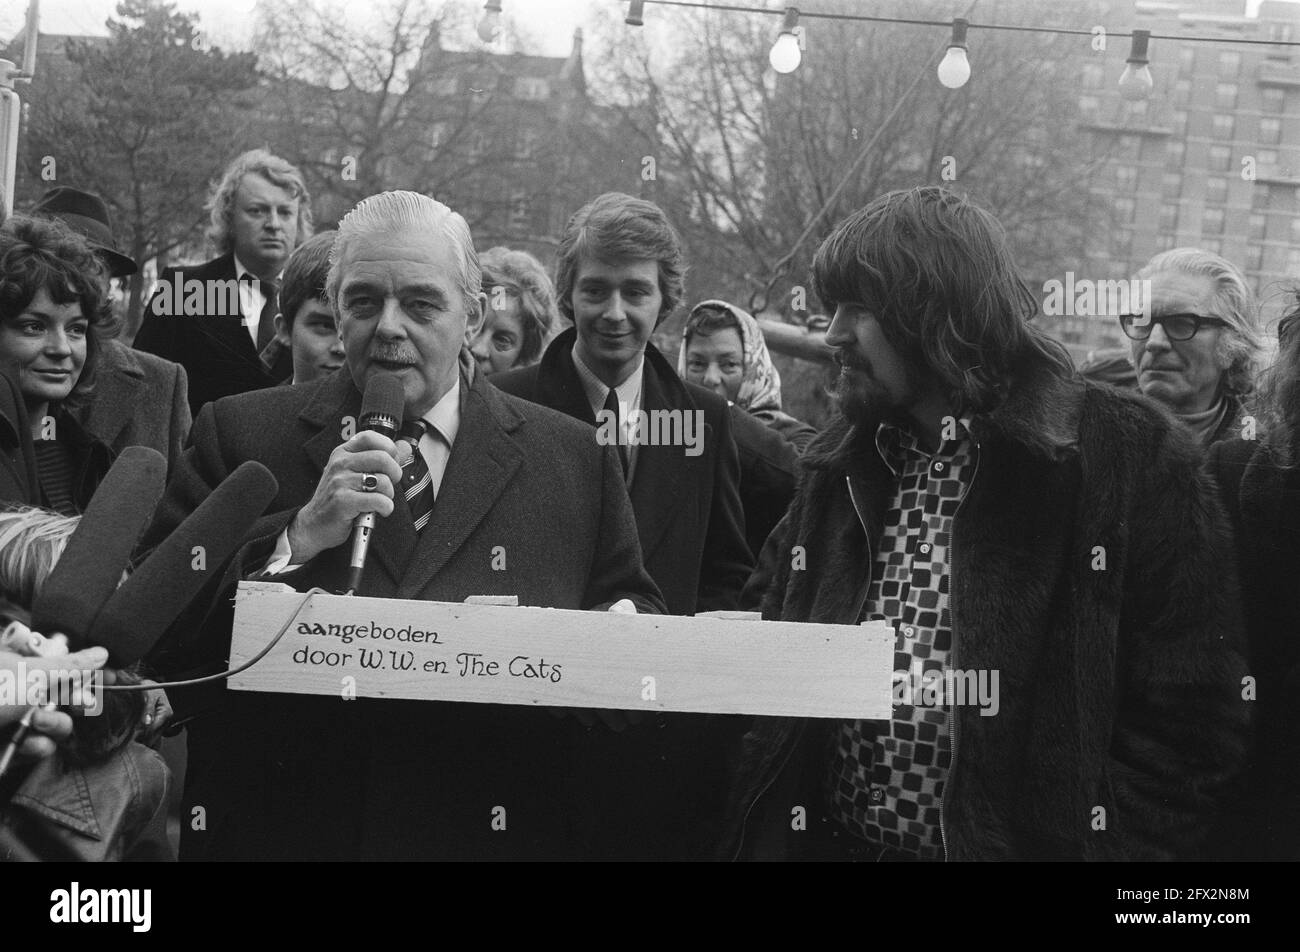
[133,252,290,418]
[145,358,666,860]
[1206,436,1300,860]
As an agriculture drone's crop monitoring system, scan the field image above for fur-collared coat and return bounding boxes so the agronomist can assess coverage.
[722,358,1251,861]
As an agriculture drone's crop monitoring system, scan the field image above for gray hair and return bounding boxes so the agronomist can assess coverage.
[206,149,313,255]
[327,190,481,310]
[1135,247,1265,397]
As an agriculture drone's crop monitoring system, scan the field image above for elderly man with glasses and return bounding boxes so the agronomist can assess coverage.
[1121,248,1265,447]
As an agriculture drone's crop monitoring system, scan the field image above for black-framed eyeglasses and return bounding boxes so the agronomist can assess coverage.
[1118,312,1228,341]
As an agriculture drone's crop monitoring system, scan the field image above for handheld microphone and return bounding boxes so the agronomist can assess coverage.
[346,374,406,594]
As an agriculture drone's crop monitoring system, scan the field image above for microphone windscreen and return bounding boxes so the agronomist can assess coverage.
[91,460,279,666]
[31,446,167,650]
[358,373,406,436]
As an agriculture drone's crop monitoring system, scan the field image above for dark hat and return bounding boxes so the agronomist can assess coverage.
[30,186,139,278]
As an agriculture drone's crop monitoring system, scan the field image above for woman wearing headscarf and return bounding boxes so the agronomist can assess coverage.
[679,299,819,453]
[678,300,815,557]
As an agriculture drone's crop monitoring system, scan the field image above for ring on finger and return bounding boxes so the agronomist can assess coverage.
[361,473,379,493]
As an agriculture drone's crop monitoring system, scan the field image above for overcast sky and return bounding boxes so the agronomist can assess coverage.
[1,0,601,56]
[1,0,1291,56]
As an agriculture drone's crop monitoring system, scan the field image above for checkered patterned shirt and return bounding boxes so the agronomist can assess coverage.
[825,417,978,859]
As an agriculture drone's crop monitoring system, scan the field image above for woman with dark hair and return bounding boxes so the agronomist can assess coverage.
[0,215,116,515]
[469,246,558,375]
[1206,294,1300,860]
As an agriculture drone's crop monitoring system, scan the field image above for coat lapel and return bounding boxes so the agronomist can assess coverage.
[298,369,416,586]
[80,342,142,449]
[396,371,524,600]
[533,328,598,425]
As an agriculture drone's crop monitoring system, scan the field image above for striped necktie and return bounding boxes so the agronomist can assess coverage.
[397,419,436,532]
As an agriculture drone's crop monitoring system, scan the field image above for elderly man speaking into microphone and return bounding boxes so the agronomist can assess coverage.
[145,191,665,861]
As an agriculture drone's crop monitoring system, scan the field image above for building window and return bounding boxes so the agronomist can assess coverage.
[1206,178,1228,204]
[1118,134,1140,158]
[1115,197,1136,223]
[1261,117,1282,145]
[1209,145,1232,172]
[1168,140,1186,164]
[1215,82,1238,110]
[1079,94,1100,115]
[1218,50,1241,77]
[1252,184,1271,210]
[1179,47,1195,74]
[517,127,540,158]
[509,190,531,230]
[515,77,550,101]
[1250,212,1267,240]
[1258,148,1279,168]
[1263,87,1286,114]
[1203,207,1226,235]
[1173,110,1189,135]
[1174,79,1192,106]
[1203,238,1224,255]
[1287,248,1300,276]
[1116,165,1138,190]
[1292,217,1300,245]
[1249,244,1265,272]
[1213,114,1235,139]
[1159,204,1179,233]
[1127,99,1149,119]
[1162,172,1182,200]
[1083,63,1104,88]
[1158,232,1179,251]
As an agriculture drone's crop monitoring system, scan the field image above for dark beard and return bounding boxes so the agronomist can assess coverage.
[830,364,912,429]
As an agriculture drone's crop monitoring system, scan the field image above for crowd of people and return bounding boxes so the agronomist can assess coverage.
[0,146,1296,861]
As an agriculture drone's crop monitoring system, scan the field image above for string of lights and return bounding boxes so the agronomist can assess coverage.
[474,1,1300,101]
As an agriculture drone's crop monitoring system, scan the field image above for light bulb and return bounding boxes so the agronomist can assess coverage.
[1118,63,1153,101]
[937,47,970,89]
[477,6,502,43]
[1119,29,1154,102]
[770,33,801,74]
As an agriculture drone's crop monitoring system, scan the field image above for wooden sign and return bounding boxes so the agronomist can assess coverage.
[228,581,894,719]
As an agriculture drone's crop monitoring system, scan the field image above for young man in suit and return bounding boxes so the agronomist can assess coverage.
[492,192,752,615]
[491,192,754,859]
[144,191,665,861]
[29,187,192,476]
[133,150,308,417]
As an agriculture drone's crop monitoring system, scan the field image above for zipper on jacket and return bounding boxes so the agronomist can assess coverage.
[732,474,875,861]
[940,438,980,863]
